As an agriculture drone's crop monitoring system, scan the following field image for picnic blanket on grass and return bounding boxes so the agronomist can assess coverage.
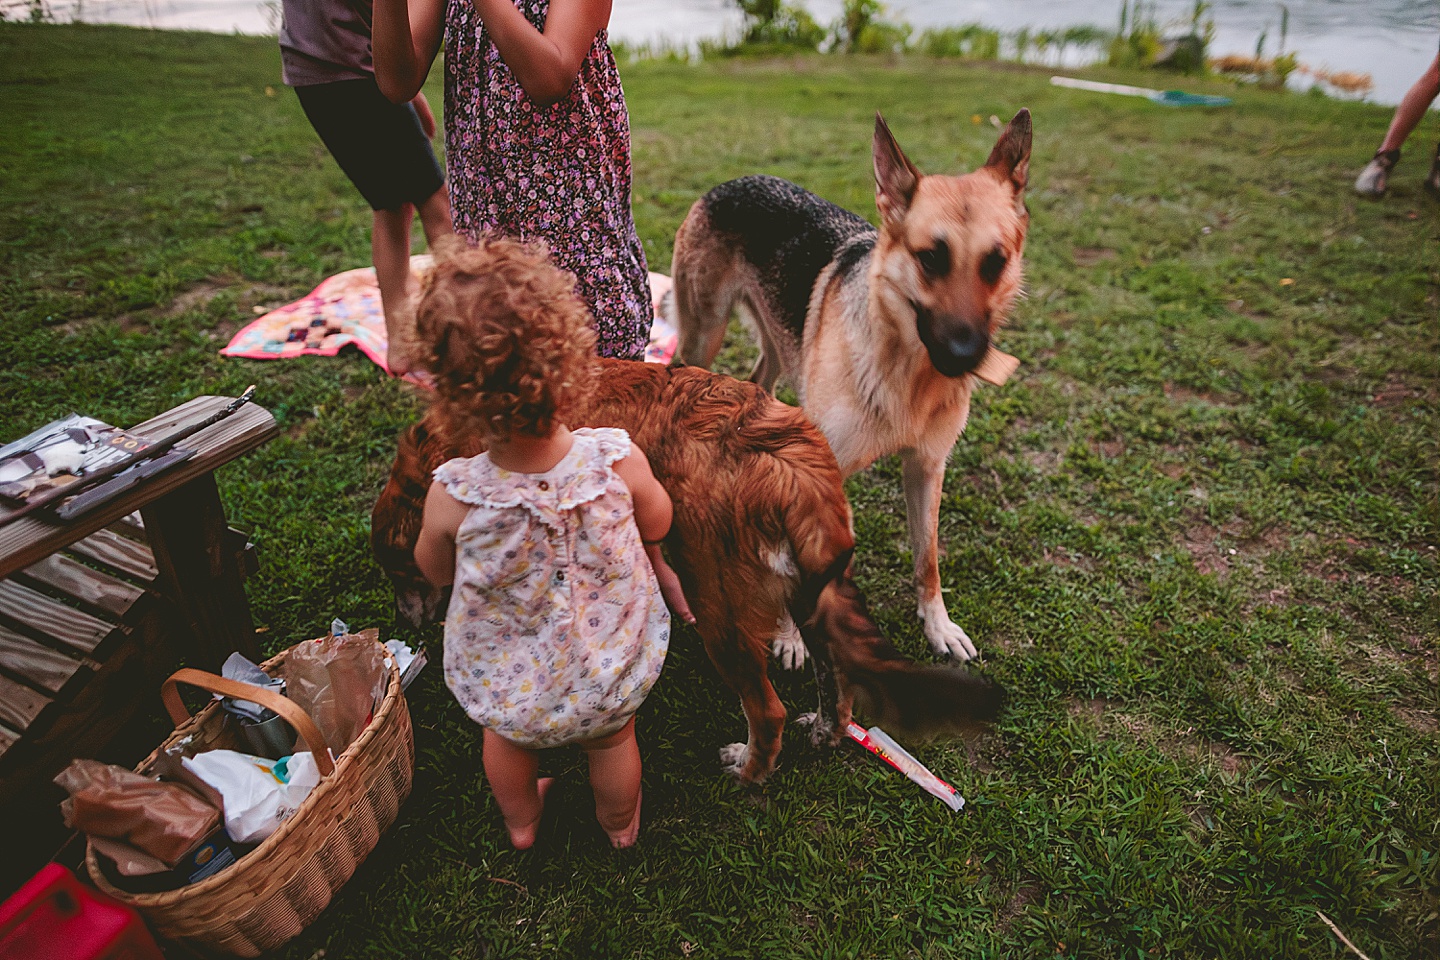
[221,256,679,372]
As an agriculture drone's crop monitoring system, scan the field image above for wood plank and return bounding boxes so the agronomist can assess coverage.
[0,624,84,695]
[65,528,157,583]
[0,581,117,655]
[0,722,16,761]
[0,603,176,811]
[0,397,277,579]
[0,671,50,732]
[17,552,146,618]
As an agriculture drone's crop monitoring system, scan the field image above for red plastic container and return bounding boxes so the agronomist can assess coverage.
[0,863,164,960]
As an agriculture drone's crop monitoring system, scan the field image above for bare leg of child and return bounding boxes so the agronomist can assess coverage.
[580,718,642,849]
[416,186,454,248]
[373,201,420,373]
[374,187,453,374]
[482,728,554,850]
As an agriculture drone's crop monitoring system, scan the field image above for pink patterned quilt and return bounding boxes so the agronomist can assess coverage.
[221,257,678,372]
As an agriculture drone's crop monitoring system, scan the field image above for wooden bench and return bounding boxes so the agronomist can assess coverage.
[0,395,277,890]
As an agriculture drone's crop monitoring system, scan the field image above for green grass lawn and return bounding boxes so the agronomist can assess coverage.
[1,22,1436,959]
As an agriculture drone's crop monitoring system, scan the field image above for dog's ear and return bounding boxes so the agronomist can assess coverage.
[873,113,922,229]
[985,108,1032,206]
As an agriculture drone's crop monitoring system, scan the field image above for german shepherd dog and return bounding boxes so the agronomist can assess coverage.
[671,111,1032,663]
[372,359,1001,783]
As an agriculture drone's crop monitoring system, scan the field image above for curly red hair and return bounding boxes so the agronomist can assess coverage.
[416,235,599,442]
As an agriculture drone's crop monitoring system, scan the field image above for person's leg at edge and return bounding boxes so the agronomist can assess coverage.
[417,185,454,247]
[1357,53,1440,196]
[580,717,642,849]
[373,202,421,373]
[376,187,453,374]
[482,727,554,850]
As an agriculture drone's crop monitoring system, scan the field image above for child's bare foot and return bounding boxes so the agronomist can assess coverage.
[602,789,641,849]
[505,777,554,850]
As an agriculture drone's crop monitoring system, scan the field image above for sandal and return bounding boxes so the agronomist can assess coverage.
[1355,148,1400,197]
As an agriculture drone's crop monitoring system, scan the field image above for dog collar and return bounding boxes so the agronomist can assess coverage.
[971,348,1019,387]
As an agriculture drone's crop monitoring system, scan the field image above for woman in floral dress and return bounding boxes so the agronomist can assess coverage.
[374,0,652,359]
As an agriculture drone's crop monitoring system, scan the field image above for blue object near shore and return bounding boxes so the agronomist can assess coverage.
[1051,75,1233,107]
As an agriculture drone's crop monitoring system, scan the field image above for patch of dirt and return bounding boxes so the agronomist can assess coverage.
[1163,381,1235,407]
[235,282,294,314]
[1393,706,1438,735]
[1022,449,1063,474]
[996,881,1044,933]
[1184,803,1214,837]
[1067,697,1110,722]
[1095,440,1124,459]
[1251,585,1293,610]
[1157,462,1187,480]
[1045,547,1096,573]
[1072,247,1117,267]
[207,318,242,344]
[1113,712,1156,740]
[1183,523,1231,576]
[1184,518,1287,577]
[1160,733,1249,777]
[1369,374,1437,408]
[165,280,229,317]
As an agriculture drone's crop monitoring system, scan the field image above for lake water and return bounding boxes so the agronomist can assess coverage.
[7,0,1438,105]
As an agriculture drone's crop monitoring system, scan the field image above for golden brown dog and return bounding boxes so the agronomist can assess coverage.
[671,111,1031,664]
[372,359,1001,784]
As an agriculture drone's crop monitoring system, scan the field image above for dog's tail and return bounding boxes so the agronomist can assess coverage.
[791,546,1004,739]
[770,416,1003,736]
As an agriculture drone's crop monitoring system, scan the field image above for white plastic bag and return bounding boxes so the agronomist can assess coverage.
[182,750,321,844]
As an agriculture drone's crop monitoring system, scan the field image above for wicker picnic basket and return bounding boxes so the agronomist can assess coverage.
[84,635,414,957]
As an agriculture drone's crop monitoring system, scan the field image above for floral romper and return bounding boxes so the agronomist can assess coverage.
[443,0,652,360]
[437,428,670,748]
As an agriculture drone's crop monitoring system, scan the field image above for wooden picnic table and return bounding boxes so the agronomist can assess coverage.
[0,394,278,821]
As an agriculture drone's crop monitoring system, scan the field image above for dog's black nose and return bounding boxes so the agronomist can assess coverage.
[917,308,988,378]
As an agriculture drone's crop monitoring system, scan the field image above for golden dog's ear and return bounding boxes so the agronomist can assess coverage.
[873,112,922,229]
[985,108,1032,202]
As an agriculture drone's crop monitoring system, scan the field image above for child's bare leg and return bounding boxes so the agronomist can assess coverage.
[373,202,421,374]
[482,728,553,850]
[416,186,454,247]
[580,718,642,848]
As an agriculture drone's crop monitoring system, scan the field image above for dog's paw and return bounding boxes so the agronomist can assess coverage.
[719,742,750,777]
[771,617,807,670]
[921,603,979,661]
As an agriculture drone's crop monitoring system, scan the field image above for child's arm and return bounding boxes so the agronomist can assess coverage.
[414,479,468,588]
[612,443,696,625]
[373,0,446,104]
[470,0,612,107]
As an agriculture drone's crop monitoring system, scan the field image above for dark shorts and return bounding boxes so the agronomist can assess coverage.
[295,77,445,212]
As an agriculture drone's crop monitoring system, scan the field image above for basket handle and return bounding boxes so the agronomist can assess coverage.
[161,668,336,777]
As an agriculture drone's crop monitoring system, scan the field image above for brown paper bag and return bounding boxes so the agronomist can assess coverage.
[281,628,389,756]
[55,759,220,868]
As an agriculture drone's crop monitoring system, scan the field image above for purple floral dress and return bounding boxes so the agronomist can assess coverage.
[443,0,651,359]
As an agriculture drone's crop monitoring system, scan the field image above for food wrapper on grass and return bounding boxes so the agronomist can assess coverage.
[55,759,220,867]
[280,625,389,756]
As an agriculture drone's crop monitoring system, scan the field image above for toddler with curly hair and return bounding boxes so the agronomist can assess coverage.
[413,236,685,849]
